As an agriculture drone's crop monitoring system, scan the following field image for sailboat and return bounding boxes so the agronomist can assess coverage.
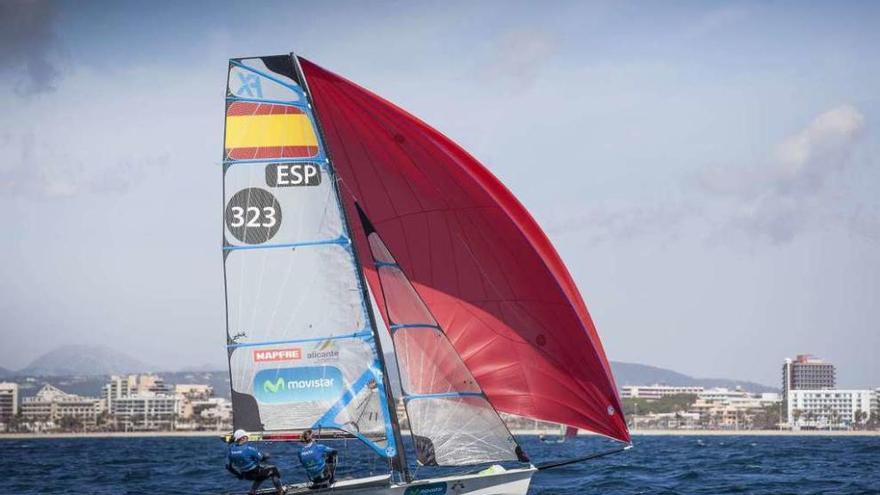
[222,53,631,494]
[539,426,579,444]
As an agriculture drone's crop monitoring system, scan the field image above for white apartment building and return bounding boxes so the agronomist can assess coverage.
[787,389,875,429]
[103,374,171,410]
[20,384,103,427]
[0,382,19,423]
[621,385,704,399]
[111,394,178,431]
[104,375,177,431]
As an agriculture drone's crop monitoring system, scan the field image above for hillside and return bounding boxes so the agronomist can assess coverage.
[19,345,154,377]
[610,361,777,393]
[4,346,776,393]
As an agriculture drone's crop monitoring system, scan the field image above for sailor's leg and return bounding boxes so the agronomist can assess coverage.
[326,453,337,483]
[268,465,283,493]
[249,476,263,495]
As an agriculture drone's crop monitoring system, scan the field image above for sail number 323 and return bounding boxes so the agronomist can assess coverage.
[228,205,277,228]
[225,187,283,244]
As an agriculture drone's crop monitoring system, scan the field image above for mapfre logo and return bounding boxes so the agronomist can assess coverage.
[253,348,302,362]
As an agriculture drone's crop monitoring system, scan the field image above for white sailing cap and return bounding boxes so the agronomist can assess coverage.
[233,429,248,441]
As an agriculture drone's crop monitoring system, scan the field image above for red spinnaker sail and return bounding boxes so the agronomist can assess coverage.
[301,58,630,443]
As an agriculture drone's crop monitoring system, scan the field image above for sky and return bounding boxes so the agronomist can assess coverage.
[1,0,878,388]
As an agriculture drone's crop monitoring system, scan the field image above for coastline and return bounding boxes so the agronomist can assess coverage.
[1,429,878,440]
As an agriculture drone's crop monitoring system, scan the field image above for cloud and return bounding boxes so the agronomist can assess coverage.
[546,200,692,246]
[0,61,203,199]
[0,0,62,94]
[0,132,171,198]
[481,30,558,89]
[699,105,867,243]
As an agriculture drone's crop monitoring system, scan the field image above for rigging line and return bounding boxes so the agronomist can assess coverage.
[262,186,337,337]
[297,55,407,474]
[316,81,429,267]
[372,243,519,453]
[230,59,304,94]
[368,235,520,462]
[226,96,307,108]
[536,444,632,471]
[245,111,270,344]
[256,104,328,342]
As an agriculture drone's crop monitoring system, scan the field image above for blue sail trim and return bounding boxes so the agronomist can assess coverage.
[226,96,309,108]
[230,60,306,96]
[223,236,349,251]
[224,157,329,166]
[226,331,372,349]
[389,323,440,332]
[312,366,396,458]
[403,392,485,402]
[374,261,399,268]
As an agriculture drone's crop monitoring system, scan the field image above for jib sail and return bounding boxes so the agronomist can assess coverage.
[357,204,527,466]
[222,55,403,461]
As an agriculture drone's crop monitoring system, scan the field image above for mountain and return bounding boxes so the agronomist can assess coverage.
[6,345,776,393]
[610,361,777,393]
[18,345,155,377]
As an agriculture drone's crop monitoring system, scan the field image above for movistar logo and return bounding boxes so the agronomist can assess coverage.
[264,377,285,394]
[253,367,343,404]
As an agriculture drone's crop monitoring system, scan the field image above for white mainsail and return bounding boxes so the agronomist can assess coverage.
[223,56,400,460]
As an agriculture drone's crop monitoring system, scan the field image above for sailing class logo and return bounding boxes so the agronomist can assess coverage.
[253,347,302,363]
[253,366,343,404]
[265,162,322,187]
[225,187,282,244]
[306,339,340,362]
[235,72,263,98]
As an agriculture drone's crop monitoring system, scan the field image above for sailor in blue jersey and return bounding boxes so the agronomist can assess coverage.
[226,429,284,495]
[297,429,338,487]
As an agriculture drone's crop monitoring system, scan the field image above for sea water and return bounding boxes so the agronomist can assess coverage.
[1,435,877,494]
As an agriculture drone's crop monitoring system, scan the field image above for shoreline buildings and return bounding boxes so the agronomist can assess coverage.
[21,384,103,431]
[1,374,232,433]
[621,385,704,399]
[782,354,878,430]
[620,383,783,430]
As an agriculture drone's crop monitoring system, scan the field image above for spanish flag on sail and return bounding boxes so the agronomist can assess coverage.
[225,102,319,160]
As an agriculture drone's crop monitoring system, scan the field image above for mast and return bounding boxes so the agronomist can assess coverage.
[291,52,411,482]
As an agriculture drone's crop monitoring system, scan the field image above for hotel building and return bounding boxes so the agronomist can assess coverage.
[782,354,835,396]
[0,382,19,423]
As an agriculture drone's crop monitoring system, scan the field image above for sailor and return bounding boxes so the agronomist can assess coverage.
[226,429,284,495]
[297,429,338,487]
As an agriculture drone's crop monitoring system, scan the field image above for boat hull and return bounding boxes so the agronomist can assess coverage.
[392,467,536,495]
[244,467,537,495]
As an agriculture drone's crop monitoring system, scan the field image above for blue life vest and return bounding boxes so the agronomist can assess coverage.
[298,442,334,480]
[227,443,263,473]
